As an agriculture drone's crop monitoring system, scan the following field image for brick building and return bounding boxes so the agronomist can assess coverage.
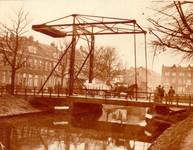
[0,36,68,90]
[162,64,193,94]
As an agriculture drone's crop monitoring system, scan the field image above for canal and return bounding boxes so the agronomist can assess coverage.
[0,105,169,150]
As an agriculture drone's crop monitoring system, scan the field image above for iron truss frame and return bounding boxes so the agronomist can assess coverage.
[32,14,147,97]
[32,14,146,37]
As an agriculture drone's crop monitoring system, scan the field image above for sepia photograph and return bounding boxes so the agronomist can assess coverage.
[0,0,193,149]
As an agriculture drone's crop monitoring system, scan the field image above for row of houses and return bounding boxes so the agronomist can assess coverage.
[0,36,68,90]
[162,64,193,94]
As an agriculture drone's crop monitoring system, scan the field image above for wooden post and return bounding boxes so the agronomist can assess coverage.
[25,88,27,101]
[58,87,60,98]
[148,93,151,108]
[176,95,178,106]
[16,86,17,95]
[86,90,88,102]
[166,94,168,105]
[50,88,52,98]
[189,95,191,111]
[1,86,2,96]
[42,88,43,99]
[34,87,35,96]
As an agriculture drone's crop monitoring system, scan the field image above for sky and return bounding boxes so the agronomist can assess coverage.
[0,0,188,74]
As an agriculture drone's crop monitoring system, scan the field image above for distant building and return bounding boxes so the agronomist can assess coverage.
[112,66,161,92]
[162,64,193,94]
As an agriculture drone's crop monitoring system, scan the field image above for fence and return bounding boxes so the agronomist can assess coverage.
[0,86,193,109]
[0,86,152,99]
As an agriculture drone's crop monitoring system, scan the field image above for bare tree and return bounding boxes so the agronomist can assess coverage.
[78,45,122,83]
[0,7,31,94]
[54,39,70,87]
[148,1,193,62]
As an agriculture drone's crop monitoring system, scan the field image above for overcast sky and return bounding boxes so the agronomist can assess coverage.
[0,0,187,74]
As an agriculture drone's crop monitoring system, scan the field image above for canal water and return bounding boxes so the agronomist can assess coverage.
[0,105,169,150]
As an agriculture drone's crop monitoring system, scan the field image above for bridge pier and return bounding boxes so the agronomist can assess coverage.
[68,97,103,115]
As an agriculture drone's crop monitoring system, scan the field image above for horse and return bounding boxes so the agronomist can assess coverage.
[114,85,128,98]
[114,84,138,100]
[123,84,138,100]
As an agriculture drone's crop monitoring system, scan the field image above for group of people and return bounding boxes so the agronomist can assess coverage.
[154,85,175,104]
[154,85,165,101]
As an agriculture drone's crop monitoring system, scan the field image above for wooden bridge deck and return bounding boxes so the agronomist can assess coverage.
[14,92,193,110]
[69,95,193,109]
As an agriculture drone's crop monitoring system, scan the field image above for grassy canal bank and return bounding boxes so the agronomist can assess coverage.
[0,94,41,117]
[148,112,193,150]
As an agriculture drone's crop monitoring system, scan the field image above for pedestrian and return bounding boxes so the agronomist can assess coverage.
[168,86,175,104]
[157,85,161,98]
[160,86,165,102]
[154,86,159,102]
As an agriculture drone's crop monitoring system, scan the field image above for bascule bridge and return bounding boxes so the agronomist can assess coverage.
[32,14,148,114]
[32,14,147,95]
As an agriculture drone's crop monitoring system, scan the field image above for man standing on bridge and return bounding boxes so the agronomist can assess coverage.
[160,86,165,101]
[168,86,175,104]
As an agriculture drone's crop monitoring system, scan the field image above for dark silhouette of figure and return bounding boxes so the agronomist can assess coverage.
[160,86,165,101]
[168,86,175,104]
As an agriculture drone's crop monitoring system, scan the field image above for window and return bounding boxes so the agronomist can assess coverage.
[53,53,58,59]
[172,72,176,76]
[15,75,18,85]
[183,79,186,84]
[23,73,27,86]
[179,72,185,76]
[187,80,191,85]
[44,75,47,82]
[165,78,169,83]
[178,79,182,84]
[3,58,7,66]
[187,72,191,77]
[9,71,11,84]
[2,71,6,83]
[58,78,61,85]
[8,56,12,66]
[34,60,38,70]
[178,87,182,92]
[165,72,170,76]
[59,65,62,72]
[49,77,52,86]
[172,78,175,83]
[0,54,4,66]
[29,58,33,69]
[34,75,38,87]
[23,58,27,67]
[53,62,58,71]
[49,62,52,70]
[178,87,185,92]
[28,74,33,86]
[39,60,42,70]
[28,46,37,54]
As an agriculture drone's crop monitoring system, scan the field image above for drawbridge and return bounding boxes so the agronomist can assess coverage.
[32,14,147,98]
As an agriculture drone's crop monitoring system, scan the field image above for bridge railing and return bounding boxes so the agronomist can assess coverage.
[0,86,192,107]
[152,93,193,110]
[0,86,69,98]
[0,86,153,99]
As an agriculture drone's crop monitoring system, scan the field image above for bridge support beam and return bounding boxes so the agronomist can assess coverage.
[68,97,103,115]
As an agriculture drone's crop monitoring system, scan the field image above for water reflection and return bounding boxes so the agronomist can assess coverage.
[0,106,168,150]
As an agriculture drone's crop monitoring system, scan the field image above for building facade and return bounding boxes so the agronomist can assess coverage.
[162,65,193,94]
[0,36,68,90]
